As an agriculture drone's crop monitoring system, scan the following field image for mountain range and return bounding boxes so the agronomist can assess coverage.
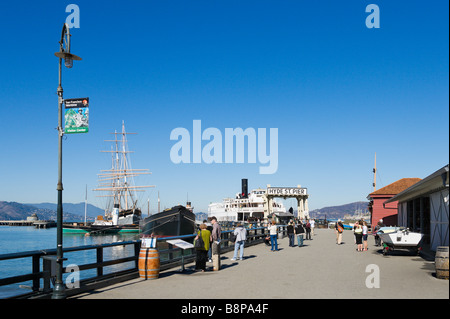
[309,201,369,219]
[0,201,104,221]
[1,200,368,221]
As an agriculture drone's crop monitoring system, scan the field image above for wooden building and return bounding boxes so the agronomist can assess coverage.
[367,178,422,227]
[385,165,449,251]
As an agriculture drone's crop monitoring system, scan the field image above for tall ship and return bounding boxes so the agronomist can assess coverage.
[140,200,196,238]
[208,179,287,222]
[63,122,154,234]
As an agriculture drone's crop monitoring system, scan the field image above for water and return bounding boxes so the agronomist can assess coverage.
[0,226,139,298]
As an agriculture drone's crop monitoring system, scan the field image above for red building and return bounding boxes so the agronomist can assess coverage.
[367,178,421,227]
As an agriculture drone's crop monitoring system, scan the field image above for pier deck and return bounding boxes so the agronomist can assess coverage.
[74,229,449,299]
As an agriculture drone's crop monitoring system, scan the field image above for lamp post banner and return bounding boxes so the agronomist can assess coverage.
[64,98,89,134]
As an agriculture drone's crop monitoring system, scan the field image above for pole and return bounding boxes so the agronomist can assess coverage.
[373,152,377,192]
[84,184,88,224]
[53,55,66,299]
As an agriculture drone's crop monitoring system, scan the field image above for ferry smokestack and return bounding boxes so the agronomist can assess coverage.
[241,179,248,199]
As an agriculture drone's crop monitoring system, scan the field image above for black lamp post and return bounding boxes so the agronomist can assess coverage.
[52,23,82,299]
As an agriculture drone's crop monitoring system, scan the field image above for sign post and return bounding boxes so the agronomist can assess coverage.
[166,239,195,272]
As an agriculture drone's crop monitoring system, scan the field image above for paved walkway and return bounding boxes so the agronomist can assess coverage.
[75,229,448,299]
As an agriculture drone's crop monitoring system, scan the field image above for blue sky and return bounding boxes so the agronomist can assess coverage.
[0,0,448,213]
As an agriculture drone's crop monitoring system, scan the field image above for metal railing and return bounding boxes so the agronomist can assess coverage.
[0,225,280,299]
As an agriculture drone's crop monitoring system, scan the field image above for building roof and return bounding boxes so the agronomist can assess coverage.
[385,165,449,204]
[369,178,422,197]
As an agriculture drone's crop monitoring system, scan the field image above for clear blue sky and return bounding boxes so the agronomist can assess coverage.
[0,0,448,213]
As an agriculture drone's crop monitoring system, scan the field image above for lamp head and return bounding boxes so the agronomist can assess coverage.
[55,23,82,68]
[54,51,82,68]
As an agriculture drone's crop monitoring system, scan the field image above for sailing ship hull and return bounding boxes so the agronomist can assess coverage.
[63,220,139,235]
[141,205,196,237]
[63,223,140,234]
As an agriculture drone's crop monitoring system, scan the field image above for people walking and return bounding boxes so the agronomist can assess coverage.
[305,219,312,240]
[269,220,279,251]
[362,221,369,251]
[295,220,305,247]
[210,216,222,270]
[287,220,295,247]
[335,219,344,245]
[231,223,247,260]
[310,219,315,236]
[373,219,385,246]
[194,223,212,272]
[354,222,363,252]
[203,219,213,262]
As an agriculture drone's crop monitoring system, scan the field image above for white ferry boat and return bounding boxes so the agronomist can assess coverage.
[208,181,287,222]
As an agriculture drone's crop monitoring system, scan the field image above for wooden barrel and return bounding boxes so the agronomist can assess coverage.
[138,248,160,280]
[435,246,449,280]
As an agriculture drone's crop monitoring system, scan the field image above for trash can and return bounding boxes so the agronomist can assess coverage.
[435,246,449,280]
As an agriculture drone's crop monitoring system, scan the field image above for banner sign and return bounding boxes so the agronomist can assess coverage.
[141,237,158,248]
[64,97,89,134]
[267,187,307,196]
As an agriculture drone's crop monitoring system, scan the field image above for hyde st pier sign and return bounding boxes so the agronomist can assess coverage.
[267,187,307,196]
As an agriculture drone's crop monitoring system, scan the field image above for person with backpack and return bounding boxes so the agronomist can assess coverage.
[203,219,213,262]
[305,219,312,240]
[194,223,212,272]
[335,219,344,245]
[295,219,305,247]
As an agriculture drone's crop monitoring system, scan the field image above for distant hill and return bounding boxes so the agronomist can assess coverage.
[0,201,103,221]
[30,202,104,219]
[1,201,369,222]
[309,201,369,220]
[195,212,208,221]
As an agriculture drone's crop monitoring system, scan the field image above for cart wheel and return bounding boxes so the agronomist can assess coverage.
[382,247,387,256]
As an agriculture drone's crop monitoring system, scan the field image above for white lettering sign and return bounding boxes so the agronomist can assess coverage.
[267,187,307,196]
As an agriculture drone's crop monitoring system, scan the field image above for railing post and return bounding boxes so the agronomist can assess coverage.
[42,255,57,293]
[96,247,103,277]
[32,255,40,292]
[134,241,141,270]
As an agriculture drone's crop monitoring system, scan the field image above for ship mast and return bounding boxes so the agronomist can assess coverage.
[93,121,154,213]
[373,152,377,192]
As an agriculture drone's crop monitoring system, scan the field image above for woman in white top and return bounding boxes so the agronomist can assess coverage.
[362,221,368,251]
[354,222,363,252]
[268,221,279,251]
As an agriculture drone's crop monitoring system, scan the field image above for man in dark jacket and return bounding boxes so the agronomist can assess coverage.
[210,217,222,270]
[305,219,312,240]
[287,220,295,247]
[295,220,305,247]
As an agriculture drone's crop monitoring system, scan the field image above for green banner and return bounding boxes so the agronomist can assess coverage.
[64,98,89,134]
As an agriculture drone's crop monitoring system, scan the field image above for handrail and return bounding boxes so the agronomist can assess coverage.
[0,226,275,299]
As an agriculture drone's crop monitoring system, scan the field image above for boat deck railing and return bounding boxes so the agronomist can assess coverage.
[0,225,289,299]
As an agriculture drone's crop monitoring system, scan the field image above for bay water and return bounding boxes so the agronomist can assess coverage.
[0,225,139,298]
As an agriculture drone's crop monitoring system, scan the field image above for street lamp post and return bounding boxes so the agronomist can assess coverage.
[52,23,82,299]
